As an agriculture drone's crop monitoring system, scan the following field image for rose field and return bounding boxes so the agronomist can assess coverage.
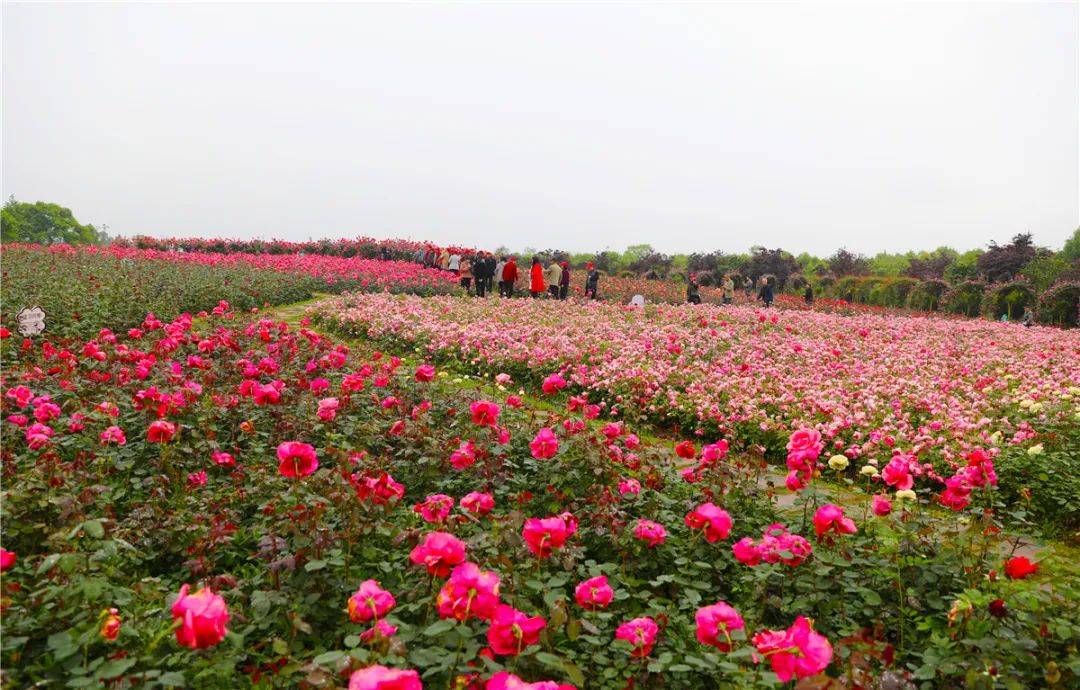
[2,246,1079,690]
[0,245,461,338]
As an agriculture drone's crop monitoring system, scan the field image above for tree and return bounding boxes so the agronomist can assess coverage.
[945,249,983,282]
[1,197,103,244]
[745,247,799,289]
[977,233,1036,283]
[827,248,870,276]
[869,252,911,277]
[905,247,957,280]
[1061,227,1080,263]
[1020,252,1071,293]
[795,252,829,278]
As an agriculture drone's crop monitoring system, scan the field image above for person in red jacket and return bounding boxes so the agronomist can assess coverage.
[529,256,545,298]
[501,257,518,298]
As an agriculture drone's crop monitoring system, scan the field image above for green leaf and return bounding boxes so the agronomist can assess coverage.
[313,650,346,665]
[861,589,883,606]
[158,671,185,686]
[563,661,586,686]
[423,619,456,636]
[535,651,564,668]
[37,553,62,575]
[82,519,105,539]
[304,559,327,572]
[96,658,136,679]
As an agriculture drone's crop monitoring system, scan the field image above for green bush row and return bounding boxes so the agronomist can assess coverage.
[813,275,1078,325]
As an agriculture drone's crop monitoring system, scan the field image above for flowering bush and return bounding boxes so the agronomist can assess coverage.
[314,293,1078,526]
[2,299,1078,687]
[1,244,460,338]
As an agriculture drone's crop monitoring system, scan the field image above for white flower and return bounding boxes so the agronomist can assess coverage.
[1027,444,1044,456]
[828,454,850,471]
[860,465,879,477]
[895,489,917,501]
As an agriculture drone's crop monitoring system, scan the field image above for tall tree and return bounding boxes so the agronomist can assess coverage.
[745,247,799,288]
[905,247,957,280]
[977,233,1036,283]
[1,197,103,245]
[1061,227,1080,263]
[827,248,870,276]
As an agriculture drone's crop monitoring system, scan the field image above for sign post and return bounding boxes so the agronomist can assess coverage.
[15,306,47,337]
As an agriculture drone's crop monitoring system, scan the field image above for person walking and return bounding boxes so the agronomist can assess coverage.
[437,248,450,271]
[448,252,461,274]
[484,253,496,294]
[723,275,735,305]
[804,284,814,305]
[474,254,488,297]
[458,255,472,291]
[558,261,570,299]
[584,262,600,300]
[495,256,507,295]
[545,260,562,299]
[757,278,775,307]
[530,257,545,298]
[687,274,702,304]
[502,256,519,297]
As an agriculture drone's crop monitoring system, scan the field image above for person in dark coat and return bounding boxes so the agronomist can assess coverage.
[584,262,600,300]
[804,284,814,304]
[758,279,775,307]
[558,261,570,299]
[474,253,488,297]
[484,254,496,294]
[687,275,702,304]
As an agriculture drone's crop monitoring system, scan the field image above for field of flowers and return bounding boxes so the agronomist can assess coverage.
[2,298,1077,690]
[1,245,460,338]
[2,241,1079,690]
[314,293,1080,532]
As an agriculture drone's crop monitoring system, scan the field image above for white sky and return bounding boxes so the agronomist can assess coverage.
[3,2,1077,256]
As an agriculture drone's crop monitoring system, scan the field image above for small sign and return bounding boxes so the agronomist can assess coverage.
[16,306,46,337]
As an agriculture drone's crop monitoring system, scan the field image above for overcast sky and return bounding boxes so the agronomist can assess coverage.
[3,2,1077,256]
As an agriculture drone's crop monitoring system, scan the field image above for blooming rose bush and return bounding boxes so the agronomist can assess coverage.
[314,293,1079,529]
[1,298,1078,688]
[1,244,461,338]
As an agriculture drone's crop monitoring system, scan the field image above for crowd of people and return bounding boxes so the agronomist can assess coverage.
[414,245,602,300]
[413,244,787,308]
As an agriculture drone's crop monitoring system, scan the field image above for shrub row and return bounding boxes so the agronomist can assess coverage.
[816,275,1077,325]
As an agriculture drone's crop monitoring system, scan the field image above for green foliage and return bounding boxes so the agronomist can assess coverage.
[945,250,984,283]
[981,281,1035,320]
[1,197,103,245]
[942,281,985,316]
[994,423,1080,537]
[1060,228,1080,263]
[1035,282,1080,327]
[906,279,948,312]
[1021,254,1072,292]
[868,252,911,277]
[0,246,315,338]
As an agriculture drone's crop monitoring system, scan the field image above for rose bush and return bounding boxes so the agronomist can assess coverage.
[1,273,1078,687]
[1,244,460,338]
[314,293,1079,529]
